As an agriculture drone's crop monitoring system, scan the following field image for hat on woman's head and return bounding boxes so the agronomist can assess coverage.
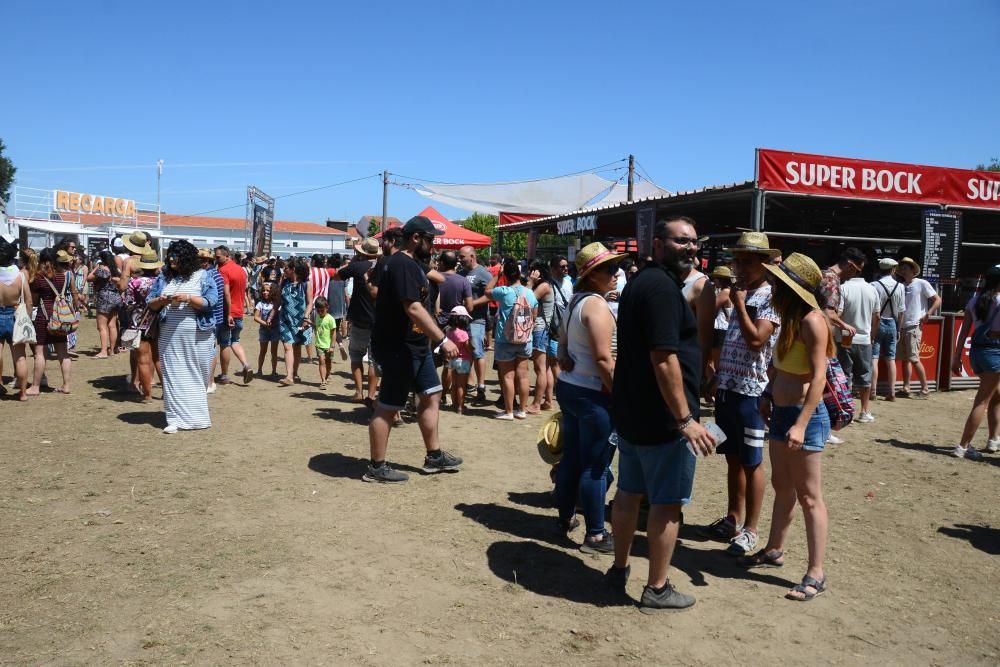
[122,231,150,254]
[898,257,921,276]
[55,249,73,264]
[137,250,163,270]
[575,242,622,279]
[536,411,563,465]
[723,231,780,259]
[763,252,822,310]
[710,265,735,281]
[197,248,213,260]
[356,237,382,258]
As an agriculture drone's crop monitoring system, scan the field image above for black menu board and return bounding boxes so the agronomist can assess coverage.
[921,209,961,281]
[636,206,655,257]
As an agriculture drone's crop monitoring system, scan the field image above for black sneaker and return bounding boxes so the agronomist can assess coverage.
[639,582,696,613]
[362,463,409,484]
[580,532,616,555]
[475,386,486,403]
[604,564,631,600]
[422,450,463,474]
[440,393,448,407]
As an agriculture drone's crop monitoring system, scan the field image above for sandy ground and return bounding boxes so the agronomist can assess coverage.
[1,319,998,666]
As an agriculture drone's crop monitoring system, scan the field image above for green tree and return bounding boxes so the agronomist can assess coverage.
[0,139,15,203]
[461,212,527,258]
[975,158,1000,172]
[367,218,381,237]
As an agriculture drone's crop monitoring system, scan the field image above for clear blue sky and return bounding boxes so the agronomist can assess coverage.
[6,1,999,225]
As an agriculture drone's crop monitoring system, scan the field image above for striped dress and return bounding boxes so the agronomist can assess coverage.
[158,269,214,430]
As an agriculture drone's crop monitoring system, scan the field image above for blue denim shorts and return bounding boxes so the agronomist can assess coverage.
[216,317,244,346]
[0,305,13,344]
[970,344,1000,374]
[768,403,831,452]
[494,339,532,363]
[617,435,696,505]
[470,320,486,360]
[258,325,281,342]
[872,317,897,360]
[714,389,766,466]
[531,328,549,353]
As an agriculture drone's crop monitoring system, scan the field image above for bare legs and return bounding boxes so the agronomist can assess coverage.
[612,490,682,588]
[281,343,301,384]
[95,313,111,357]
[498,358,530,415]
[10,343,28,400]
[958,372,1000,447]
[529,349,547,412]
[369,391,442,462]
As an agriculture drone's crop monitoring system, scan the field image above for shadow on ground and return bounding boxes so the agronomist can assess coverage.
[937,523,1000,555]
[117,411,163,427]
[308,452,423,480]
[876,438,1000,467]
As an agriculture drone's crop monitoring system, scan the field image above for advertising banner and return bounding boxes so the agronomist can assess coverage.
[757,149,1000,210]
[252,203,273,258]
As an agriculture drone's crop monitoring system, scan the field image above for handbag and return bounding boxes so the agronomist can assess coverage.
[823,356,855,431]
[120,328,141,350]
[13,275,36,345]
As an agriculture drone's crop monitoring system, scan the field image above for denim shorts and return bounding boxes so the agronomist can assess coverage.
[531,329,549,353]
[449,358,472,374]
[0,305,13,344]
[714,389,766,466]
[871,317,897,360]
[216,317,243,346]
[970,328,1000,374]
[617,435,696,505]
[470,320,486,360]
[258,325,281,342]
[494,339,532,363]
[376,347,442,410]
[768,403,831,452]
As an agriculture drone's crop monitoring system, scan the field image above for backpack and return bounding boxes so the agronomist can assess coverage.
[823,356,854,431]
[547,280,569,339]
[42,274,80,336]
[505,286,533,344]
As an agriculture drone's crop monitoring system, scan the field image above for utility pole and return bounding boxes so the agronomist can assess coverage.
[627,154,635,203]
[156,159,164,229]
[381,170,389,233]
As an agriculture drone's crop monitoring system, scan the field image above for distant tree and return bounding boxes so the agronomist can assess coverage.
[461,212,527,258]
[367,218,381,237]
[0,139,15,203]
[975,158,1000,172]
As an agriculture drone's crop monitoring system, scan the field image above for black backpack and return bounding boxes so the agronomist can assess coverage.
[547,280,569,339]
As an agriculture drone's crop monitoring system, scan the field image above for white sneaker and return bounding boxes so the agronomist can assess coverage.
[726,529,758,556]
[986,438,1000,454]
[952,445,983,461]
[206,384,217,394]
[826,434,845,445]
[857,412,875,424]
[162,425,178,434]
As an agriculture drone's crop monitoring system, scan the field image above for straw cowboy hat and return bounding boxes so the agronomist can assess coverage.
[55,249,74,264]
[898,257,921,276]
[763,252,822,311]
[709,265,735,281]
[536,412,563,465]
[198,248,213,260]
[723,231,780,259]
[122,231,151,255]
[137,250,163,270]
[355,237,382,258]
[575,242,622,279]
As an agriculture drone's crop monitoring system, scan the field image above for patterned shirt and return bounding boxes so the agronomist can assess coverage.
[817,268,841,313]
[716,283,780,397]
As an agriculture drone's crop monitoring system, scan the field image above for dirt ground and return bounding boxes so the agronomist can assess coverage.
[1,319,998,666]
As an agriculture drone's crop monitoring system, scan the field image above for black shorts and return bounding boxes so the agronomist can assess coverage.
[712,329,726,348]
[375,346,442,410]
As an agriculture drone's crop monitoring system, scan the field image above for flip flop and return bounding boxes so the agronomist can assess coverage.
[277,378,294,387]
[54,387,71,394]
[786,575,827,601]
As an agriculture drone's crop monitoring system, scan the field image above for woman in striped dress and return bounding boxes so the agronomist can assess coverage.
[147,241,219,433]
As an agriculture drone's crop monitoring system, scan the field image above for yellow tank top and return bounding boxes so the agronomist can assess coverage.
[773,339,811,375]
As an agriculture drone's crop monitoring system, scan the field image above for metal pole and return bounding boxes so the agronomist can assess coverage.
[156,160,163,230]
[627,154,635,202]
[382,171,389,233]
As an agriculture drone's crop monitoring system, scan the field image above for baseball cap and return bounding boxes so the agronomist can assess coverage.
[878,258,898,270]
[401,215,444,237]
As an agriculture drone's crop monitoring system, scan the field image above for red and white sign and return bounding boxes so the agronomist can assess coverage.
[757,149,1000,210]
[892,318,942,384]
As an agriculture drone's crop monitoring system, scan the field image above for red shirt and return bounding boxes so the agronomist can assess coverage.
[218,259,247,318]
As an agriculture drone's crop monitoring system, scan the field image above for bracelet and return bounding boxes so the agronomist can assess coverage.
[677,414,695,430]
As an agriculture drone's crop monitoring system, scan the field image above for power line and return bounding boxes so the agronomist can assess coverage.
[391,158,628,186]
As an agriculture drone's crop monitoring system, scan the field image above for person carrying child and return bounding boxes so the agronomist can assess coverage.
[313,297,337,390]
[445,305,473,414]
[254,282,281,377]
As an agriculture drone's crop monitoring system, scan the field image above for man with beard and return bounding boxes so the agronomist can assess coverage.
[607,218,717,612]
[366,217,464,483]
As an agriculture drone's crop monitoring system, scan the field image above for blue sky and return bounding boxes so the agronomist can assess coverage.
[5,1,999,225]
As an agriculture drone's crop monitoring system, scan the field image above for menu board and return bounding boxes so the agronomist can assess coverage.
[921,209,961,281]
[636,206,655,257]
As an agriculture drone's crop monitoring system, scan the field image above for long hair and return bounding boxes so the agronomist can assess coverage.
[974,271,1000,323]
[771,280,835,359]
[98,250,120,278]
[164,240,200,280]
[530,259,551,283]
[21,248,39,283]
[291,257,309,283]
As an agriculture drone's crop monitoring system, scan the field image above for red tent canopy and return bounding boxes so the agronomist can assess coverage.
[375,206,492,249]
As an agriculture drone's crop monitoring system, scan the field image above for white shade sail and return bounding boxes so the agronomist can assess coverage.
[415,173,617,216]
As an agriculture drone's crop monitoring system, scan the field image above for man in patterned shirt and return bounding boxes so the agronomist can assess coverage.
[699,232,781,557]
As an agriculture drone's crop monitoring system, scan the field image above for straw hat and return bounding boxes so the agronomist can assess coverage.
[763,252,822,310]
[355,237,382,258]
[137,250,163,270]
[55,249,73,264]
[723,231,780,259]
[122,231,151,254]
[575,242,622,279]
[709,265,735,281]
[536,412,563,465]
[198,248,214,260]
[898,257,921,276]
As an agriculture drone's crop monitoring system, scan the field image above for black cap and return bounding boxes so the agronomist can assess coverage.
[401,215,444,237]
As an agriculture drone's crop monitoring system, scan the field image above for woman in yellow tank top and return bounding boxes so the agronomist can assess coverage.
[740,253,835,602]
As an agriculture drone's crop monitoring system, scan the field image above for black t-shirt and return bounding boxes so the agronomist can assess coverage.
[612,264,701,445]
[338,259,375,328]
[372,251,431,355]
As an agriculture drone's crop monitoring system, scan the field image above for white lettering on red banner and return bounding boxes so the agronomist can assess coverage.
[758,149,1000,210]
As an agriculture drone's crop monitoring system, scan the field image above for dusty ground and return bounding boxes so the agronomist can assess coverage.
[1,319,998,666]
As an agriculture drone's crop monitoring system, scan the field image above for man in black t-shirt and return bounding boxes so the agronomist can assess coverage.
[606,218,717,613]
[336,238,380,404]
[366,217,464,484]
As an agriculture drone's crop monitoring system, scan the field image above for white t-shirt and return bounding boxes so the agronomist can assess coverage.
[716,283,780,397]
[869,275,906,321]
[835,278,880,345]
[903,278,938,328]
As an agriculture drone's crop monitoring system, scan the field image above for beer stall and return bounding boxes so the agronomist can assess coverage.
[497,148,1000,390]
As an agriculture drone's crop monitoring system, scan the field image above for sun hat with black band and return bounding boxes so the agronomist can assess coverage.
[575,242,622,279]
[137,250,163,270]
[763,252,822,310]
[536,411,563,465]
[709,265,735,281]
[355,237,382,258]
[723,231,781,259]
[122,231,151,255]
[401,215,445,237]
[898,256,921,276]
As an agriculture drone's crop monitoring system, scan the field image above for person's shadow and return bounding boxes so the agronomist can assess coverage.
[308,452,422,480]
[455,502,571,548]
[876,438,1000,468]
[937,523,1000,555]
[117,411,163,428]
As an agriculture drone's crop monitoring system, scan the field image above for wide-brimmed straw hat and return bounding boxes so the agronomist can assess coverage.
[356,237,382,258]
[55,249,73,264]
[198,248,213,260]
[723,231,780,259]
[898,257,921,276]
[536,412,563,465]
[709,265,735,281]
[122,231,151,254]
[575,242,622,279]
[764,252,822,310]
[137,250,163,270]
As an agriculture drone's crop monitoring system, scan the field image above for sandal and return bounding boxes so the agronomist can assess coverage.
[278,378,294,387]
[738,549,784,569]
[917,389,931,398]
[895,389,911,398]
[786,574,827,601]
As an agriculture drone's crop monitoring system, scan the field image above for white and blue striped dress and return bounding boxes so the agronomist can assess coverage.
[159,269,214,430]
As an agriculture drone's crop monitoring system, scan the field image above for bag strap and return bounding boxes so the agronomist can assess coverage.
[17,273,27,305]
[550,280,568,307]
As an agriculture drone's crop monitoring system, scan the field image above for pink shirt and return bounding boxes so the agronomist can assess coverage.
[446,327,471,360]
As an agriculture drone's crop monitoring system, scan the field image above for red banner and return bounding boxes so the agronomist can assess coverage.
[498,211,546,229]
[757,149,1000,210]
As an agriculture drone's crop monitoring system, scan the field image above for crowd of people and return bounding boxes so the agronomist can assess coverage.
[2,212,998,613]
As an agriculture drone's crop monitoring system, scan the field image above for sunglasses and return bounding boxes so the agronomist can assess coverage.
[659,236,701,248]
[597,262,619,275]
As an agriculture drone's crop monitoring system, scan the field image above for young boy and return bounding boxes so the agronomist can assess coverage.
[313,297,337,390]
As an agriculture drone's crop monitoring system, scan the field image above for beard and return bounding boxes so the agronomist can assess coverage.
[414,243,433,261]
[662,252,694,276]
